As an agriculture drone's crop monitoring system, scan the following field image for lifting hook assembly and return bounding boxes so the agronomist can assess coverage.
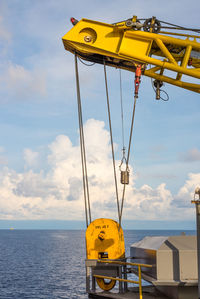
[119,147,130,185]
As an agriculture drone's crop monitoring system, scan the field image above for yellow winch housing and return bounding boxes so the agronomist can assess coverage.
[85,218,125,260]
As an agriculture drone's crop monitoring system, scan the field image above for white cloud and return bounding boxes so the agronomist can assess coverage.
[174,173,200,207]
[24,148,39,169]
[0,119,198,222]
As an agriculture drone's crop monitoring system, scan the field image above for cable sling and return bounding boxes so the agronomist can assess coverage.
[75,54,91,226]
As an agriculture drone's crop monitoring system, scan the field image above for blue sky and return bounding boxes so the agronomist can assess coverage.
[0,0,200,229]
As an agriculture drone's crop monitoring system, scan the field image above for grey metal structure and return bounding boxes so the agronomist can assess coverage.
[192,187,200,299]
[130,235,198,299]
[85,259,127,294]
[195,202,200,299]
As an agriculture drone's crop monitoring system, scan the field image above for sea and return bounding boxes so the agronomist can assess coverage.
[0,229,195,299]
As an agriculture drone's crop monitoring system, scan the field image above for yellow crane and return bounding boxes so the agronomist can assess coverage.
[63,16,200,94]
[62,16,200,293]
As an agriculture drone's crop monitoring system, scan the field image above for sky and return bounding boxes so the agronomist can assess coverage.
[0,0,200,229]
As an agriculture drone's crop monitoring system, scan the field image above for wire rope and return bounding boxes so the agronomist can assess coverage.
[119,90,138,227]
[75,54,92,226]
[104,62,121,224]
[157,19,200,33]
[103,65,138,227]
[75,56,138,228]
[119,69,125,153]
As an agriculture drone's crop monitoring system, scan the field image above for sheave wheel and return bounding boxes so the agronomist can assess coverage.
[96,277,116,291]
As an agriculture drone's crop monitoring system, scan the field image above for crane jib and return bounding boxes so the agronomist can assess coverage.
[62,17,200,93]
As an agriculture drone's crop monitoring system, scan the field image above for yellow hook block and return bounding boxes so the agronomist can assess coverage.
[86,218,125,291]
[86,218,125,260]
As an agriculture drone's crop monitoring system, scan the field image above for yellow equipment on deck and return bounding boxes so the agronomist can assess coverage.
[62,16,200,93]
[86,218,125,290]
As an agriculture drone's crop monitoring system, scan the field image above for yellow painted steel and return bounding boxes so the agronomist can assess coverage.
[138,265,142,299]
[95,277,116,291]
[85,218,125,260]
[62,17,200,93]
[85,218,125,291]
[94,274,139,286]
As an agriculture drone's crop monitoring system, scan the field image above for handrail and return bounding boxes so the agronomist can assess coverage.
[97,259,152,268]
[94,259,152,299]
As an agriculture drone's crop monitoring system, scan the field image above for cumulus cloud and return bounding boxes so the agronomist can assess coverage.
[24,148,39,169]
[0,119,199,221]
[173,173,200,208]
[179,148,200,162]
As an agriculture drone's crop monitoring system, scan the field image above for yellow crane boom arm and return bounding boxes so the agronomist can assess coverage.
[62,17,200,93]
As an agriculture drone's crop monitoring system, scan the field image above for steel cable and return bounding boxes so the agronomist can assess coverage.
[75,54,92,226]
[119,69,125,153]
[104,63,138,227]
[119,92,138,227]
[75,56,138,228]
[104,62,121,224]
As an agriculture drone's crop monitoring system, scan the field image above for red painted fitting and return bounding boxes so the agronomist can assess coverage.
[70,17,78,26]
[134,65,142,97]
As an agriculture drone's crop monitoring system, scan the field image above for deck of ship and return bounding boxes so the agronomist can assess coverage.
[88,286,169,299]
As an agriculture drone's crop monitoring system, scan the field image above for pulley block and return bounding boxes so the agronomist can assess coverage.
[120,170,129,185]
[143,17,161,33]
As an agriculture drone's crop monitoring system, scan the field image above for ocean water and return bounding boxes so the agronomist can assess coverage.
[0,229,195,299]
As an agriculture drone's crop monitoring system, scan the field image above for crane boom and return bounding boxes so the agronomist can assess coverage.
[62,16,200,93]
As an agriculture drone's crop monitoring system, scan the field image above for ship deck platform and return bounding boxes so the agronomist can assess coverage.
[88,286,169,299]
